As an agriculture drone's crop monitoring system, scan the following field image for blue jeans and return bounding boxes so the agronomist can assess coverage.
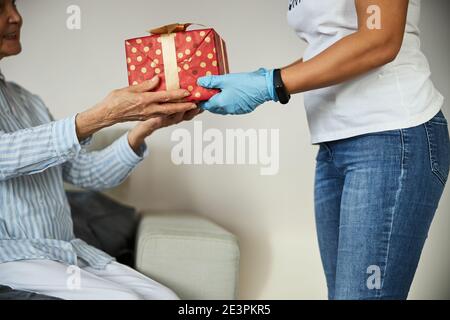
[314,110,450,300]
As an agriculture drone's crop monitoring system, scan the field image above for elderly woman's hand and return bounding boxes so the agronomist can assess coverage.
[127,107,203,153]
[75,76,197,140]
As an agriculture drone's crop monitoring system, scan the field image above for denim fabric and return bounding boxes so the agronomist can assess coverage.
[314,110,450,300]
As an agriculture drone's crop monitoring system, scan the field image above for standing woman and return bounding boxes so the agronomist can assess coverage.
[198,0,449,299]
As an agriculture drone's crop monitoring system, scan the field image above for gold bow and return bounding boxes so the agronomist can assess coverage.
[149,23,196,35]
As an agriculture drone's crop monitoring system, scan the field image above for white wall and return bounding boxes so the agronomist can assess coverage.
[406,0,450,300]
[1,0,448,299]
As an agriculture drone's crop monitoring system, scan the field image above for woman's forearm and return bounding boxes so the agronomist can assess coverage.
[0,117,85,181]
[281,30,401,95]
[74,77,194,142]
[62,134,143,191]
[76,104,151,153]
[281,0,409,95]
[75,104,113,141]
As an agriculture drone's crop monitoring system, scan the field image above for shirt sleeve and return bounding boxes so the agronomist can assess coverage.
[62,133,148,191]
[0,115,84,181]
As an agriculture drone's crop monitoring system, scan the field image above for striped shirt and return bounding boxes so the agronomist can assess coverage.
[0,70,147,269]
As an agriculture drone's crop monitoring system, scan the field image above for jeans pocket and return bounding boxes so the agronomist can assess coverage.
[424,116,450,186]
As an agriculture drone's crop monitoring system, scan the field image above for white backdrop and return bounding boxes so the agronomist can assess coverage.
[1,0,449,299]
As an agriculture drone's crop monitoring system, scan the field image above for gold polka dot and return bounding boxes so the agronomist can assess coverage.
[186,36,192,42]
[137,56,143,62]
[126,41,131,46]
[212,61,218,67]
[213,48,216,53]
[183,64,190,70]
[178,52,184,59]
[132,81,139,85]
[195,92,201,98]
[177,67,182,72]
[153,59,159,64]
[151,62,156,68]
[200,62,206,68]
[155,68,161,74]
[206,71,212,76]
[188,86,194,91]
[200,31,206,37]
[127,58,131,64]
[130,65,136,71]
[136,39,142,44]
[185,49,191,55]
[131,47,137,53]
[196,50,202,57]
[205,37,211,43]
[157,37,162,43]
[207,53,214,59]
[141,67,147,74]
[144,46,150,52]
[156,49,162,55]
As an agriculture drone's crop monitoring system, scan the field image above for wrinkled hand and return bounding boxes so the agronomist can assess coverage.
[197,68,278,115]
[102,76,197,123]
[76,76,197,141]
[128,108,203,153]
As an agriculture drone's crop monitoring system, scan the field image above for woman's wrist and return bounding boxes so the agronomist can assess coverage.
[75,104,113,141]
[127,128,152,155]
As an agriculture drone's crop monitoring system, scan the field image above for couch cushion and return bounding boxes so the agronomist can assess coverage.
[135,212,240,300]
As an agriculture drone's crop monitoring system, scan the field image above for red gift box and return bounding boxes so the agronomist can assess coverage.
[125,23,229,102]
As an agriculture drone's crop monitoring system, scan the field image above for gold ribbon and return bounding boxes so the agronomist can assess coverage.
[160,33,180,90]
[149,24,195,91]
[149,23,193,35]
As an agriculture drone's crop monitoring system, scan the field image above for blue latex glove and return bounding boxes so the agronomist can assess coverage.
[197,68,278,115]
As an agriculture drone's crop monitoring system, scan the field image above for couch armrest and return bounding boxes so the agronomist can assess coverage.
[135,212,240,300]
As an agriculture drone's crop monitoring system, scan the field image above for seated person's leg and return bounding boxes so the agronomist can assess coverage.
[0,259,142,300]
[81,261,179,300]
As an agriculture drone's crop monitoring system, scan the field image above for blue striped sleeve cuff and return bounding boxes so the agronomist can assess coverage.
[52,115,82,159]
[114,133,148,168]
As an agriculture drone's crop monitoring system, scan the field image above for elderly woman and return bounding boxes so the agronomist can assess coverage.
[0,0,201,299]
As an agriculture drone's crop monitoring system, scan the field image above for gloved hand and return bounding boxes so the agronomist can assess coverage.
[197,68,278,115]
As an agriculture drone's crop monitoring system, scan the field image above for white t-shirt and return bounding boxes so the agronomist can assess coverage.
[287,0,444,144]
